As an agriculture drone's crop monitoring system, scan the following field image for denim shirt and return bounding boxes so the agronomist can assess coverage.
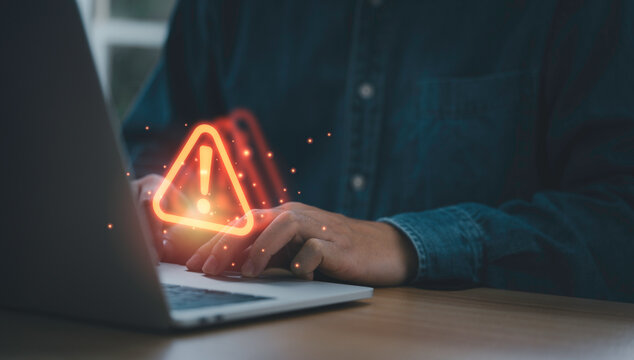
[123,1,634,302]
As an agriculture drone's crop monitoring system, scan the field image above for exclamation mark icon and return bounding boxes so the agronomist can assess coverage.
[197,145,213,214]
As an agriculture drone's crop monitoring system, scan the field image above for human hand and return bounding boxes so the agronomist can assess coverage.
[130,174,210,263]
[185,202,417,286]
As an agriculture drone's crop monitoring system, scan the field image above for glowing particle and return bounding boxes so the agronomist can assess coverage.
[184,123,188,127]
[283,187,287,192]
[235,216,240,220]
[322,226,327,231]
[297,191,302,195]
[147,190,152,195]
[223,245,228,250]
[261,248,266,253]
[262,201,266,205]
[125,172,130,176]
[252,182,257,187]
[163,229,167,234]
[238,172,244,178]
[243,149,251,157]
[231,139,235,143]
[107,223,113,229]
[327,132,332,137]
[267,152,273,158]
[163,164,167,169]
[294,262,300,269]
[290,168,296,174]
[231,262,236,267]
[279,199,284,204]
[145,125,149,131]
[260,214,265,218]
[307,137,313,144]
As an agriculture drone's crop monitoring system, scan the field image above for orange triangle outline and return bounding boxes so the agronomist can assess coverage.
[152,123,254,236]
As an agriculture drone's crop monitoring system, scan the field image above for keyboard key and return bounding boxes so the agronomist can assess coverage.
[161,283,271,310]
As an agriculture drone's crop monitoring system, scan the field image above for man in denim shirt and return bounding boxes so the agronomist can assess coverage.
[124,1,634,302]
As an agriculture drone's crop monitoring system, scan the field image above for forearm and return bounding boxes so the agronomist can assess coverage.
[380,178,634,301]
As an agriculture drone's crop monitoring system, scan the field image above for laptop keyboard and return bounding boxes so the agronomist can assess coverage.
[162,283,271,310]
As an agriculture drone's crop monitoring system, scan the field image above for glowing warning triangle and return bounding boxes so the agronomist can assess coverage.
[152,123,254,236]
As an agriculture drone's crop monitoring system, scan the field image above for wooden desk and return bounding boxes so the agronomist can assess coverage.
[1,287,633,359]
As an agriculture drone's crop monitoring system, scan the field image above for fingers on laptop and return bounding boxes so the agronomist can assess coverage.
[241,209,318,277]
[132,174,196,262]
[161,225,215,264]
[185,209,278,274]
[289,238,335,280]
[186,203,336,279]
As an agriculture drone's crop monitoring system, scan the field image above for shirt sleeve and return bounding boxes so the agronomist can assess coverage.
[380,1,634,302]
[122,0,226,176]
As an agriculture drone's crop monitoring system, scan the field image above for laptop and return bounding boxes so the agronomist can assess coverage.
[0,1,372,330]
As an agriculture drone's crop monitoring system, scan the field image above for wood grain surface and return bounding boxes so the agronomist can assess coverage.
[1,287,633,360]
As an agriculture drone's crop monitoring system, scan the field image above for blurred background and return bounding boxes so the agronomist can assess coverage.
[76,0,176,123]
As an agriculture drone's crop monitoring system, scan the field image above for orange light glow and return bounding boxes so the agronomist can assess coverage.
[243,149,251,157]
[307,137,313,144]
[322,226,326,231]
[152,124,254,236]
[197,198,211,214]
[145,125,149,131]
[125,172,130,176]
[223,245,228,250]
[107,223,113,229]
[294,262,300,269]
[267,152,273,158]
[327,132,332,137]
[261,248,266,253]
[290,168,296,174]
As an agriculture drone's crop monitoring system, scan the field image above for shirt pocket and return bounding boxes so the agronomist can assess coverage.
[401,70,539,209]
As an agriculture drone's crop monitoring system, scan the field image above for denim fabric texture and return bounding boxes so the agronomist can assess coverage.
[123,1,634,302]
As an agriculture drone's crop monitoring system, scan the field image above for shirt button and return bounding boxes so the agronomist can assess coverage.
[350,174,366,191]
[368,0,382,7]
[358,82,375,100]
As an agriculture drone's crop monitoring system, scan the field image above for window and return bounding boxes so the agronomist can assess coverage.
[76,0,176,122]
